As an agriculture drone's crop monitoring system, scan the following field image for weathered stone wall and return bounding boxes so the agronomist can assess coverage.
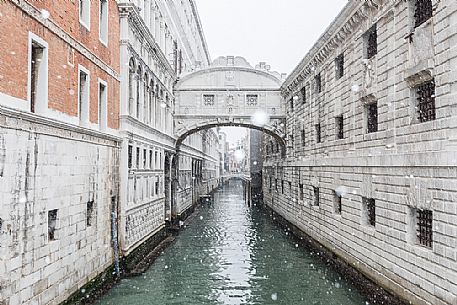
[0,111,120,305]
[265,0,457,304]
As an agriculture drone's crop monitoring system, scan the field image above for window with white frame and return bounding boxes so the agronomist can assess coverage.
[99,0,108,44]
[98,80,107,131]
[29,33,48,114]
[79,0,90,30]
[78,66,90,126]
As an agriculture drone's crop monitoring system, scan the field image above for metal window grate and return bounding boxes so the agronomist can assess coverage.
[415,0,433,28]
[417,80,436,122]
[246,94,258,106]
[315,124,322,143]
[335,54,344,79]
[315,74,322,93]
[203,94,215,106]
[367,102,378,133]
[366,25,377,59]
[313,187,320,206]
[363,197,376,226]
[301,86,307,104]
[336,116,344,139]
[48,209,58,241]
[335,192,342,214]
[417,210,433,248]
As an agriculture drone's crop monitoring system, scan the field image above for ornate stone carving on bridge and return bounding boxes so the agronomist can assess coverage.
[174,56,287,148]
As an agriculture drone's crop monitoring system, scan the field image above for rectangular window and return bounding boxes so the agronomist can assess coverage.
[30,41,46,113]
[417,209,433,248]
[143,149,147,168]
[334,192,342,214]
[315,73,322,93]
[366,102,378,133]
[203,94,215,106]
[288,181,292,195]
[128,145,133,169]
[301,86,307,104]
[414,0,433,28]
[313,187,319,206]
[48,209,58,241]
[299,184,304,200]
[78,67,89,126]
[99,0,108,44]
[275,179,278,192]
[86,201,94,227]
[315,124,321,143]
[155,179,159,196]
[281,180,284,194]
[269,177,272,193]
[79,0,91,29]
[301,129,306,146]
[246,94,258,106]
[98,81,107,131]
[363,197,376,226]
[416,80,436,122]
[335,54,344,79]
[365,24,378,59]
[289,98,294,112]
[335,115,344,139]
[136,147,140,168]
[149,150,153,169]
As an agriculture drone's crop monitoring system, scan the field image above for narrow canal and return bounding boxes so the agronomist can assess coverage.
[97,180,369,305]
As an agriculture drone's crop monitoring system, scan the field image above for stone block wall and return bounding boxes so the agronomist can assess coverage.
[265,0,457,304]
[0,111,120,305]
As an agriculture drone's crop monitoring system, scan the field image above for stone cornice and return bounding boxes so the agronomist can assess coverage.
[11,0,120,81]
[281,0,397,97]
[189,0,212,65]
[118,2,177,82]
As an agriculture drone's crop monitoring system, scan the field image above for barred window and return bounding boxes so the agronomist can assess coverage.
[315,124,322,143]
[335,54,344,79]
[366,102,378,133]
[335,115,343,139]
[86,201,94,227]
[334,192,342,214]
[415,0,433,28]
[48,209,58,241]
[315,73,322,93]
[363,197,376,226]
[365,25,377,59]
[128,145,133,169]
[417,209,433,248]
[416,80,436,123]
[301,86,307,104]
[313,187,320,206]
[203,94,215,106]
[246,94,258,106]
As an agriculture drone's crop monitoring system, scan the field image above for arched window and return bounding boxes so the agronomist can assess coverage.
[136,65,142,119]
[128,58,136,115]
[149,79,155,126]
[143,73,148,123]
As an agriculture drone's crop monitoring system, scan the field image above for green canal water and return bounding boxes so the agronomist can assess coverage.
[96,180,369,305]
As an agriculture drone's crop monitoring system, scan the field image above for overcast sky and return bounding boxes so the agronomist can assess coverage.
[195,0,349,144]
[195,0,349,75]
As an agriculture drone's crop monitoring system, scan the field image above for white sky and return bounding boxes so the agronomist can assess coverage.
[196,0,349,144]
[195,0,349,75]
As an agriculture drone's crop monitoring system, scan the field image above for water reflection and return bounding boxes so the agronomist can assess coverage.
[97,180,368,305]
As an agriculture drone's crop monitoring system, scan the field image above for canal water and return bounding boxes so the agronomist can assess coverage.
[97,180,369,305]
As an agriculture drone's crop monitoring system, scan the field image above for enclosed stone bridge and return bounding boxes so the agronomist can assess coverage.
[174,56,287,152]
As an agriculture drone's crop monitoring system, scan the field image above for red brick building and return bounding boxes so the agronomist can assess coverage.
[0,1,121,304]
